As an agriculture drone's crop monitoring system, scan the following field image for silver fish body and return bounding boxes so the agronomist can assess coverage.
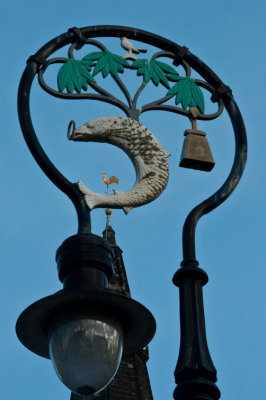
[70,116,170,213]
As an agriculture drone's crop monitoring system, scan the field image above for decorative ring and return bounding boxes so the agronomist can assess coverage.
[67,120,76,140]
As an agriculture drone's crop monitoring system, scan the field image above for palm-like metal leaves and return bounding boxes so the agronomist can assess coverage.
[83,51,130,78]
[57,49,205,114]
[167,77,205,113]
[131,58,179,89]
[57,59,95,93]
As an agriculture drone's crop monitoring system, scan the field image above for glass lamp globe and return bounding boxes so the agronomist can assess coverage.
[49,315,124,396]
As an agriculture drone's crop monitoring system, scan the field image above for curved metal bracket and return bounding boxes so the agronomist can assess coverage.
[17,25,247,257]
[17,25,247,400]
[17,62,91,234]
[182,98,247,261]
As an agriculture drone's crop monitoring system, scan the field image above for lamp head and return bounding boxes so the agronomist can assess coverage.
[49,313,123,396]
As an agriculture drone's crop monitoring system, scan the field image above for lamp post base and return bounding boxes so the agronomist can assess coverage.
[173,261,220,400]
[174,378,220,400]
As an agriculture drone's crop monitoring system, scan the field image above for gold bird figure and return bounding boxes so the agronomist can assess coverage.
[102,173,119,194]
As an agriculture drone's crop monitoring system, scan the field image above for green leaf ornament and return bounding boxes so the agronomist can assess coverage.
[57,50,205,114]
[83,51,130,79]
[131,58,179,89]
[57,59,95,93]
[167,77,205,113]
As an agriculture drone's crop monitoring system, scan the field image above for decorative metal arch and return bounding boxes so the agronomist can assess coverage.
[17,25,247,400]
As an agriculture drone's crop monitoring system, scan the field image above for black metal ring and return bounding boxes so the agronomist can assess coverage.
[68,26,87,49]
[67,120,76,140]
[27,55,48,69]
[173,46,189,66]
[211,83,233,103]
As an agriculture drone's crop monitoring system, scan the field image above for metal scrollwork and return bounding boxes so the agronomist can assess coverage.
[18,26,246,261]
[18,26,247,400]
[37,37,224,122]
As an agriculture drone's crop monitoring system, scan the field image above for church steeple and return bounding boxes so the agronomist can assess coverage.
[98,210,153,399]
[102,209,117,246]
[102,209,131,298]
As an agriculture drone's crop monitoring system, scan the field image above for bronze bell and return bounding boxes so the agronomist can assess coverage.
[179,108,215,172]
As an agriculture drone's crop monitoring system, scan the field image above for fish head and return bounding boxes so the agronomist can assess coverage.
[70,118,109,142]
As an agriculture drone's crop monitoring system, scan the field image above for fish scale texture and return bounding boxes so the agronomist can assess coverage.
[73,116,170,212]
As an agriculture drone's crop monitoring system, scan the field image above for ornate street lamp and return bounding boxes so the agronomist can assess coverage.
[16,26,247,399]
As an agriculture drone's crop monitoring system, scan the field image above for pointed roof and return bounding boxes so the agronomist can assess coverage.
[102,209,117,246]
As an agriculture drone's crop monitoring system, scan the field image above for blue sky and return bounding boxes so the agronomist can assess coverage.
[1,1,266,399]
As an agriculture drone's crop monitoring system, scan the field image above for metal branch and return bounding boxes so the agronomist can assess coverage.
[152,51,191,77]
[141,101,223,120]
[68,40,132,109]
[182,61,191,78]
[140,84,224,120]
[141,100,192,117]
[68,39,107,58]
[152,50,176,59]
[112,75,133,109]
[86,79,124,103]
[38,65,130,116]
[132,80,147,111]
[133,50,222,120]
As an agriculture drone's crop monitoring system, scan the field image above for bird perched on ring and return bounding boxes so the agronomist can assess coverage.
[120,37,147,60]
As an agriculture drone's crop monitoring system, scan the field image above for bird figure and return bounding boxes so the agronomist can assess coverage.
[102,173,119,194]
[120,37,147,60]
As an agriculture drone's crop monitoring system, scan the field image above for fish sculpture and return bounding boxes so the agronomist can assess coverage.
[69,116,170,214]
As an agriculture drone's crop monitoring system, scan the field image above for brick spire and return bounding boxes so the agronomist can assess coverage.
[71,210,154,400]
[98,209,154,399]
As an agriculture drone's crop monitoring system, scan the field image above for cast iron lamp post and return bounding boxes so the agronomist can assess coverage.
[16,25,247,399]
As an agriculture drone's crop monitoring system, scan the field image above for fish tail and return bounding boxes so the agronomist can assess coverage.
[123,206,134,214]
[77,181,97,210]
